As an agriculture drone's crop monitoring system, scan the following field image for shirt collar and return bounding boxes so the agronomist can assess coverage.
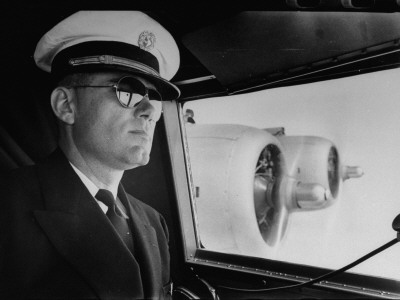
[69,162,119,199]
[69,162,130,218]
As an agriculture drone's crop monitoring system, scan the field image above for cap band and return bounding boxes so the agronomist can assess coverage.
[69,55,160,77]
[52,41,160,79]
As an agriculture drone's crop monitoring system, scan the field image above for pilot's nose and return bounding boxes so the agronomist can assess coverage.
[134,96,162,121]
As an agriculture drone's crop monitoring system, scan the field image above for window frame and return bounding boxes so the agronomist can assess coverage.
[162,99,400,298]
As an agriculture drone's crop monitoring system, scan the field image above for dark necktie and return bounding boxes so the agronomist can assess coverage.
[95,189,134,253]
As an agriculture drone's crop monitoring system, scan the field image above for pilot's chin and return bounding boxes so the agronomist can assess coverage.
[127,149,150,169]
[137,154,150,166]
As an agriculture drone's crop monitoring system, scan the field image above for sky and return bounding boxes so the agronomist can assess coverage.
[184,67,400,280]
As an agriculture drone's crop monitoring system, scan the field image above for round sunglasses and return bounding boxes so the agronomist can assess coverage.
[68,76,163,120]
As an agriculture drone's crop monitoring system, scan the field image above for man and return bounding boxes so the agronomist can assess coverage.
[0,11,180,299]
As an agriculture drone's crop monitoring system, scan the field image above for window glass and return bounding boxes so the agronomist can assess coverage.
[182,68,400,281]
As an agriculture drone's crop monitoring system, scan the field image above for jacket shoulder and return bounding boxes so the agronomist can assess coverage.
[0,165,40,196]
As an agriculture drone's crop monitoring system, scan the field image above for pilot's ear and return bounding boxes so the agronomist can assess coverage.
[50,87,76,125]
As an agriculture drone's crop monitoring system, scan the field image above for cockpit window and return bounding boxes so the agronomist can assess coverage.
[181,67,400,281]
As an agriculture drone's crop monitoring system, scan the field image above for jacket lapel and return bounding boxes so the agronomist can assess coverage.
[34,148,144,300]
[118,185,163,299]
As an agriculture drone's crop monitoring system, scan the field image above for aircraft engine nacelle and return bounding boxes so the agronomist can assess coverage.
[185,124,339,255]
[274,135,363,207]
[276,135,341,208]
[186,124,283,255]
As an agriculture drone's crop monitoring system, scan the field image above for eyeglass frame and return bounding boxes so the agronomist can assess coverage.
[65,75,163,109]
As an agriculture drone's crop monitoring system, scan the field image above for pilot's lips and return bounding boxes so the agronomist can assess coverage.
[129,130,150,140]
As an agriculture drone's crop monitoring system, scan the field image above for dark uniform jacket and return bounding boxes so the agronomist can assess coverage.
[0,148,172,299]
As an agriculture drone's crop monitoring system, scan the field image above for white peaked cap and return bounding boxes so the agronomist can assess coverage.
[34,11,180,99]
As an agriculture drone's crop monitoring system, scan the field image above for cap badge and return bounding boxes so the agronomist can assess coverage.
[138,31,156,51]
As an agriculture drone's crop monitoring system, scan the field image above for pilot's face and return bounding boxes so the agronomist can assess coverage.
[71,72,162,170]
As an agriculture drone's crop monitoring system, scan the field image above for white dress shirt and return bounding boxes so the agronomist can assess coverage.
[69,162,128,218]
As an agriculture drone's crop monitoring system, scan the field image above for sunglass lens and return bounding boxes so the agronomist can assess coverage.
[116,77,146,108]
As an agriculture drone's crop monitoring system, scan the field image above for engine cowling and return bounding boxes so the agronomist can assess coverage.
[186,124,283,255]
[276,135,341,207]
